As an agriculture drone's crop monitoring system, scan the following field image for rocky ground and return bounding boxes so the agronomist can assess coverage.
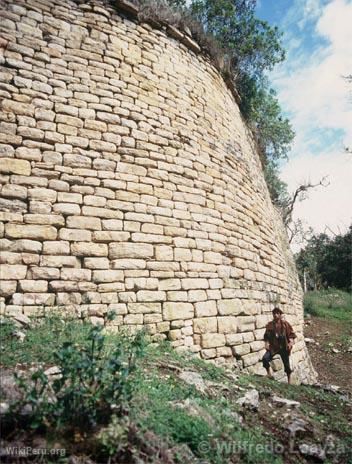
[304,315,352,395]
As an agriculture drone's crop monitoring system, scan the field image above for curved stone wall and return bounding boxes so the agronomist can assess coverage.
[0,0,316,382]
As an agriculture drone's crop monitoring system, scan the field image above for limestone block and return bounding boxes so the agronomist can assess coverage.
[174,248,192,261]
[82,206,122,220]
[97,282,125,292]
[59,228,92,241]
[112,259,146,269]
[117,292,137,303]
[201,348,217,359]
[1,184,27,199]
[216,346,232,357]
[225,333,243,346]
[188,290,207,302]
[18,280,48,292]
[56,293,82,305]
[193,317,217,334]
[254,328,266,341]
[93,231,130,242]
[2,100,34,116]
[61,269,91,281]
[0,264,27,280]
[242,332,254,342]
[71,242,108,257]
[232,344,251,356]
[204,251,222,264]
[5,224,57,240]
[109,303,128,315]
[237,316,256,332]
[29,267,60,280]
[157,321,170,332]
[158,279,181,291]
[41,255,80,268]
[57,192,82,204]
[218,316,237,334]
[0,280,17,296]
[167,291,188,301]
[86,304,108,317]
[24,214,64,227]
[194,300,217,317]
[217,299,242,316]
[201,333,225,348]
[155,245,173,261]
[125,278,158,290]
[43,241,70,255]
[109,243,153,259]
[12,293,55,306]
[250,341,264,352]
[242,352,260,367]
[181,278,209,290]
[128,302,161,314]
[124,314,143,325]
[163,302,194,321]
[28,188,57,202]
[102,219,123,231]
[101,293,118,304]
[92,270,124,283]
[66,216,101,230]
[136,290,166,302]
[168,329,182,341]
[84,258,109,269]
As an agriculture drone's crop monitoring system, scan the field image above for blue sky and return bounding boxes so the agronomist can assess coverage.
[255,0,352,247]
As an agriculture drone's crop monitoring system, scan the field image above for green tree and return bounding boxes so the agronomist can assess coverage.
[295,226,352,291]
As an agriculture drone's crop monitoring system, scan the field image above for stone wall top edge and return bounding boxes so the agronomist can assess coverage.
[111,0,241,104]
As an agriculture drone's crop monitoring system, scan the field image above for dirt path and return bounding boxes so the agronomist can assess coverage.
[304,316,352,394]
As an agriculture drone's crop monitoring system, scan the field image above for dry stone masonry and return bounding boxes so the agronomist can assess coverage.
[0,0,317,383]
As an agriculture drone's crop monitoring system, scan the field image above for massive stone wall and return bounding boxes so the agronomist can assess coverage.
[0,0,316,383]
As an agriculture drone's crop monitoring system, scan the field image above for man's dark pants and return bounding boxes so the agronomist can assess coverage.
[262,349,292,375]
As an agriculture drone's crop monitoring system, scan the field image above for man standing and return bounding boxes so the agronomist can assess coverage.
[262,307,297,384]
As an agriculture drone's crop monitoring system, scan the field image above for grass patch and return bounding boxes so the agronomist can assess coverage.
[0,314,95,367]
[1,313,351,463]
[304,288,352,321]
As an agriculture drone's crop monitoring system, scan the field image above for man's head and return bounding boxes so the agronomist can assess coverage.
[272,307,283,321]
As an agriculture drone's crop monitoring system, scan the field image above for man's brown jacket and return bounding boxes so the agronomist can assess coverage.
[263,319,297,354]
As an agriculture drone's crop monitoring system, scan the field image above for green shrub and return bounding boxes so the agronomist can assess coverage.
[0,312,93,367]
[13,321,147,430]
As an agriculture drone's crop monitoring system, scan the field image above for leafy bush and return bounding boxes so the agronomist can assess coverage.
[0,312,93,367]
[13,320,147,430]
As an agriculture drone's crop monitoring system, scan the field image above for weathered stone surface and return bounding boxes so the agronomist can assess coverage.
[5,224,57,240]
[0,0,315,383]
[0,264,27,280]
[71,242,108,257]
[0,158,31,175]
[109,243,153,259]
[163,302,194,321]
[201,333,226,348]
[193,317,217,334]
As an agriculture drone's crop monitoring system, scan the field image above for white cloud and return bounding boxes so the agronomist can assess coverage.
[272,0,352,245]
[274,0,352,148]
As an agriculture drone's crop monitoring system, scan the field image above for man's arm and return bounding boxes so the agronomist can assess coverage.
[263,325,270,351]
[285,321,296,350]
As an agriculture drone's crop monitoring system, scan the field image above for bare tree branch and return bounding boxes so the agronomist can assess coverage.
[283,176,329,229]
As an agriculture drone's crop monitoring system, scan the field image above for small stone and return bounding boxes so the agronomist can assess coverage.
[178,371,206,393]
[272,396,300,408]
[236,389,259,410]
